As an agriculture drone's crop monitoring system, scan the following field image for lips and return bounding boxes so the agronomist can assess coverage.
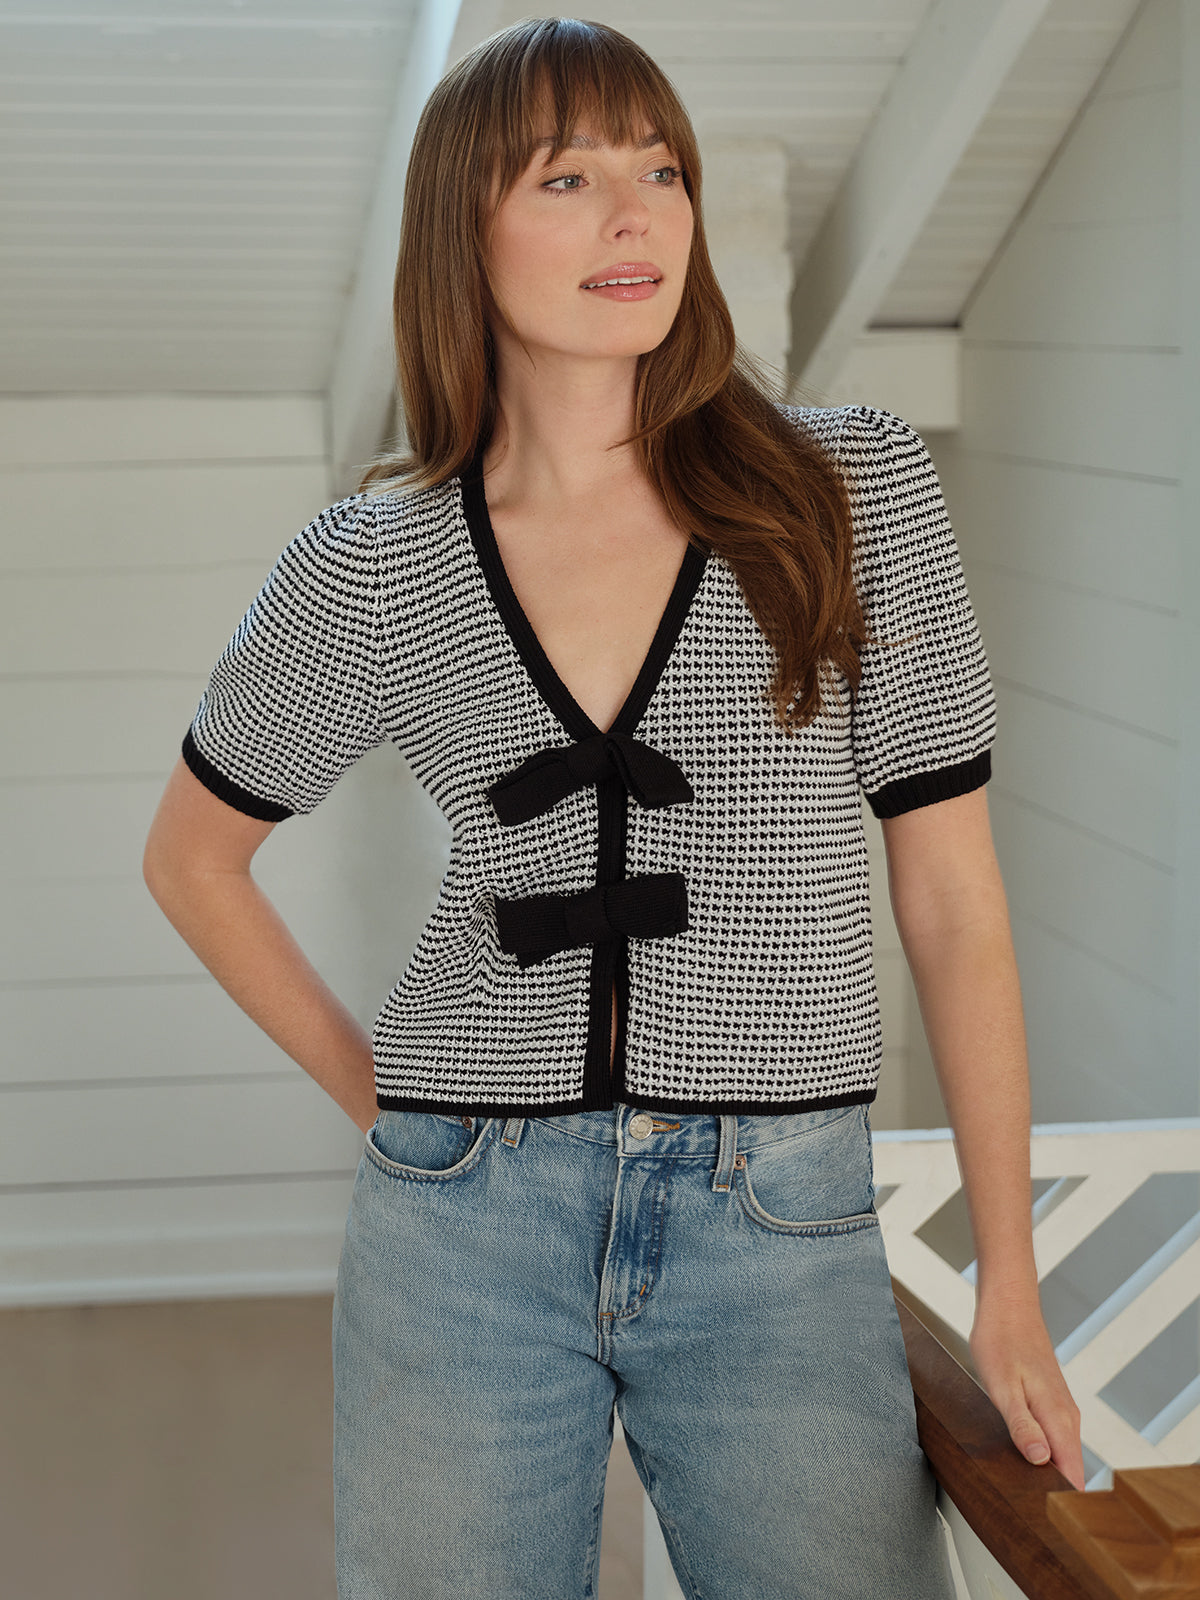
[580,260,662,289]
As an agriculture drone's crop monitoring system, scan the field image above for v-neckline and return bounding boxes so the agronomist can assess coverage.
[458,440,709,744]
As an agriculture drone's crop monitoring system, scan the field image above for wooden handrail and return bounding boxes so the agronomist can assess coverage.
[893,1280,1114,1600]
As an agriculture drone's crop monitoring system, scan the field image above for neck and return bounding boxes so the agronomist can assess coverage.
[483,341,646,508]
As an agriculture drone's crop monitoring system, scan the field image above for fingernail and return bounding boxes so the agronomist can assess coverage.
[1026,1444,1050,1463]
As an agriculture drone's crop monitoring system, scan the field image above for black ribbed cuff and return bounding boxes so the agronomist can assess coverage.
[181,729,294,823]
[865,748,992,819]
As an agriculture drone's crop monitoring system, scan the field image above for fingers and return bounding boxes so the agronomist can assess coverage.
[1038,1395,1086,1490]
[969,1311,1086,1490]
[1002,1400,1051,1465]
[1000,1385,1085,1491]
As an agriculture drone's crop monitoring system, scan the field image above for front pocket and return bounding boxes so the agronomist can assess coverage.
[364,1110,495,1181]
[734,1105,879,1235]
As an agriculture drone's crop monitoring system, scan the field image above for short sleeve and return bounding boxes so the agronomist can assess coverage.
[182,494,385,820]
[835,405,996,818]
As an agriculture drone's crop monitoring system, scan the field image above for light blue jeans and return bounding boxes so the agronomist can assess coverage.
[332,1101,955,1599]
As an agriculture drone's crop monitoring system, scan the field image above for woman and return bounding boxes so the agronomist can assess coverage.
[144,16,1084,1598]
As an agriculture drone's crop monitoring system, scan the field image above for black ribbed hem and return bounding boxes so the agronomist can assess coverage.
[375,1085,877,1118]
[181,729,294,823]
[865,748,991,820]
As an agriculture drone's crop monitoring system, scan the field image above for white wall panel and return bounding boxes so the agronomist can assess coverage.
[0,981,304,1088]
[0,396,449,1305]
[0,1077,364,1188]
[923,0,1185,1145]
[1,568,295,676]
[0,778,167,881]
[941,451,1179,612]
[962,217,1176,348]
[967,563,1179,741]
[960,345,1179,480]
[1015,78,1178,229]
[2,463,332,570]
[0,678,208,780]
[992,685,1176,868]
[1099,0,1178,91]
[1012,913,1181,1123]
[2,788,438,990]
[990,790,1175,991]
[0,395,325,467]
[0,1175,358,1309]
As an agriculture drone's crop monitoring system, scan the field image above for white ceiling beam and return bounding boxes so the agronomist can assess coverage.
[825,329,961,431]
[788,0,1055,402]
[327,0,479,494]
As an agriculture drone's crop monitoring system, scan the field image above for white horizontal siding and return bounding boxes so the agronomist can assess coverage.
[989,790,1174,992]
[1008,917,1177,1124]
[960,345,1179,477]
[0,394,325,465]
[925,0,1187,1129]
[938,449,1179,611]
[0,395,451,1304]
[0,1174,357,1309]
[990,683,1176,869]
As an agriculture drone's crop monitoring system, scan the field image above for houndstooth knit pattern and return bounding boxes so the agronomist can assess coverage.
[186,404,996,1114]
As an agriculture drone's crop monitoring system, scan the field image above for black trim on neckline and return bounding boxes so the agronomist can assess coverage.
[457,440,709,742]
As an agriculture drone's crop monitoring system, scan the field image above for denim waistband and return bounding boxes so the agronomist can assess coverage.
[509,1101,865,1161]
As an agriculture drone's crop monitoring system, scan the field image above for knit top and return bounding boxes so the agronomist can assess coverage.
[183,403,996,1116]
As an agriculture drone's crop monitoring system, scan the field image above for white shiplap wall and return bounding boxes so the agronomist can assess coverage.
[0,396,451,1305]
[918,0,1198,1433]
[926,0,1185,1126]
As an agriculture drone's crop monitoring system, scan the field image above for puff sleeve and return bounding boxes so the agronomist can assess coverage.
[182,493,385,820]
[836,405,996,818]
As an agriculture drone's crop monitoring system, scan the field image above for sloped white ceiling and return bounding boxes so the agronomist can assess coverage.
[0,0,1145,393]
[0,0,421,391]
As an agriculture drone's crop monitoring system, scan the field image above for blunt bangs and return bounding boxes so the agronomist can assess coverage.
[481,19,701,214]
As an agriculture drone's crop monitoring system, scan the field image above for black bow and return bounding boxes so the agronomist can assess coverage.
[486,732,693,826]
[494,872,688,968]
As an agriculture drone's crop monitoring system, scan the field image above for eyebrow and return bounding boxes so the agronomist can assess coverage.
[532,130,667,151]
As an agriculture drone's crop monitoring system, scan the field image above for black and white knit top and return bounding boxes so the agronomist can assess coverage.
[183,404,996,1116]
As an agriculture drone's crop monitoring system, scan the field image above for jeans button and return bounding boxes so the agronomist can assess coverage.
[628,1112,654,1140]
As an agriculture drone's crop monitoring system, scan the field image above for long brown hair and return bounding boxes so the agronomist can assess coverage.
[359,16,868,733]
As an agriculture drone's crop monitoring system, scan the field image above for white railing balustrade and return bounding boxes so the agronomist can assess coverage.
[642,1116,1200,1600]
[872,1118,1200,1482]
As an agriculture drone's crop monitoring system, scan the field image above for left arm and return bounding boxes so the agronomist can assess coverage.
[881,785,1085,1489]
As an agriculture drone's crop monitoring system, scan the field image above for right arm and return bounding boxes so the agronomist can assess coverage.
[143,757,379,1135]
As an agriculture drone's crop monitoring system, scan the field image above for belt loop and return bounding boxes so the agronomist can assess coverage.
[502,1116,526,1148]
[712,1115,738,1192]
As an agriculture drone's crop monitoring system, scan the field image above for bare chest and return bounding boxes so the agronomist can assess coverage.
[487,508,692,736]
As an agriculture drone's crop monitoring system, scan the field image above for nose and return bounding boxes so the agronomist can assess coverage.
[604,178,651,239]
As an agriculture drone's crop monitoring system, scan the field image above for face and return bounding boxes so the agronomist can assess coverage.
[484,123,694,368]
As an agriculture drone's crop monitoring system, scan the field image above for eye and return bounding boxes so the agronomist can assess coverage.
[542,171,585,193]
[645,165,682,185]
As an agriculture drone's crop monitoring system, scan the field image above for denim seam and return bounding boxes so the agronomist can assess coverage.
[733,1166,880,1236]
[579,1424,611,1600]
[362,1115,498,1183]
[735,1102,860,1155]
[608,1165,673,1320]
[644,1481,705,1600]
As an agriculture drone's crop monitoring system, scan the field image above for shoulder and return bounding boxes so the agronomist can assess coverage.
[773,400,928,465]
[281,477,463,576]
[359,475,466,563]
